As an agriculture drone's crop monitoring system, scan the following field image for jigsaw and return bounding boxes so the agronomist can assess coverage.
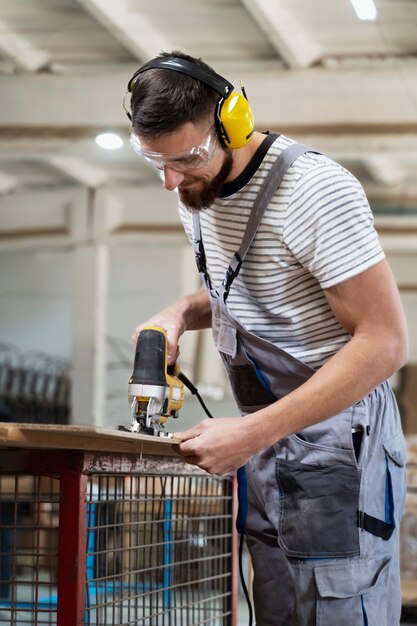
[124,325,184,437]
[117,325,214,437]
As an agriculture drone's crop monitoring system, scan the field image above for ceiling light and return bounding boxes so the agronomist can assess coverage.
[349,0,377,21]
[95,132,124,150]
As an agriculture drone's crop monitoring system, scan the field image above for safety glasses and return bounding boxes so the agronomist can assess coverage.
[130,126,218,172]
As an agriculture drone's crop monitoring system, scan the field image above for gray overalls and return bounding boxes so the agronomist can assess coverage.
[191,144,407,626]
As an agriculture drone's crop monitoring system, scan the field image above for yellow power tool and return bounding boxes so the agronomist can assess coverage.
[127,326,184,437]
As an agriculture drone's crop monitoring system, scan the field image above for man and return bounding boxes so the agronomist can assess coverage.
[125,51,408,625]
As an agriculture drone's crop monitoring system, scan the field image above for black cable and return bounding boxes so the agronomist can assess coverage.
[176,371,214,419]
[177,370,254,625]
[239,533,254,626]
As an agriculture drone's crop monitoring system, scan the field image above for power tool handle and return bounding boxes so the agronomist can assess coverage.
[130,328,168,387]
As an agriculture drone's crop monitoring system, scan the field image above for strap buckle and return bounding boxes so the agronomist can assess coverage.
[223,253,242,291]
[194,240,206,273]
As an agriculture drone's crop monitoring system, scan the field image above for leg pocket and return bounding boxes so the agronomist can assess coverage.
[382,432,407,524]
[276,458,360,557]
[358,431,407,542]
[315,554,391,626]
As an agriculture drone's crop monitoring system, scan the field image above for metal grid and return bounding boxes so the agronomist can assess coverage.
[0,452,235,626]
[0,474,60,626]
[85,472,233,625]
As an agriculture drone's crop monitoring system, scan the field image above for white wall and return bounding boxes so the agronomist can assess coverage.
[0,238,233,429]
[0,248,72,357]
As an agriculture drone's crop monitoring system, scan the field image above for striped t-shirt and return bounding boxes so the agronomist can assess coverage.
[178,133,385,369]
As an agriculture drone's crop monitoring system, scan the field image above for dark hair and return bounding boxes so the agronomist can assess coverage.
[130,51,220,137]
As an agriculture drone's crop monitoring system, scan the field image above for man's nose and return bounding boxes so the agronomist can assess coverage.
[163,167,185,191]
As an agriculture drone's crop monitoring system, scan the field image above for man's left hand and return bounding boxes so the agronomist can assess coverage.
[173,417,258,475]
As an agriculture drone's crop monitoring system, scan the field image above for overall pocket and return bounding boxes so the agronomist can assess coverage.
[276,458,361,558]
[315,554,391,626]
[224,362,276,409]
[382,431,407,524]
[358,431,406,542]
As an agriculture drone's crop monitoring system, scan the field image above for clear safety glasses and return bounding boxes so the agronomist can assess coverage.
[130,126,218,172]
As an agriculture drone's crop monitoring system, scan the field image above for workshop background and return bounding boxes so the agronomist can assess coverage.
[0,0,417,620]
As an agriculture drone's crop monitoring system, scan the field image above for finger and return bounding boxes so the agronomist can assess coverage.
[177,438,202,457]
[172,443,198,463]
[173,425,202,442]
[167,344,180,365]
[131,328,140,344]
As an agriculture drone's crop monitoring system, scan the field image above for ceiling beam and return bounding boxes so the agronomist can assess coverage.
[1,66,416,129]
[0,19,50,72]
[240,0,323,68]
[46,156,109,188]
[1,126,417,147]
[362,156,406,187]
[75,0,172,61]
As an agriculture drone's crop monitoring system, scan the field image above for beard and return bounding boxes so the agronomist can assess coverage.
[179,147,233,212]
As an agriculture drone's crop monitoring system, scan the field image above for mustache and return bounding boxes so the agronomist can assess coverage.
[180,149,233,212]
[179,176,205,188]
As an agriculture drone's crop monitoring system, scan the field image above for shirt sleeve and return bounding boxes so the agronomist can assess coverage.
[283,160,385,288]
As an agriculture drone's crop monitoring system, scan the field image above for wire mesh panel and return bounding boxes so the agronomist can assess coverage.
[0,450,235,626]
[0,474,60,626]
[85,468,234,626]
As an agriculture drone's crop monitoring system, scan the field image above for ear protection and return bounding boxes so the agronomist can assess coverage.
[125,56,255,149]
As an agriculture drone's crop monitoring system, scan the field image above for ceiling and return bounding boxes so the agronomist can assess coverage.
[0,0,417,236]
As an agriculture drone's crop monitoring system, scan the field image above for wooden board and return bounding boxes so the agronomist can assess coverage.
[0,422,181,457]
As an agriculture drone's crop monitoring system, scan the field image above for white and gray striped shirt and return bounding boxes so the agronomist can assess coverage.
[178,133,384,369]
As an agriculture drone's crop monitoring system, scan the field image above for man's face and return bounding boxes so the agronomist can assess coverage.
[132,121,234,211]
[178,146,233,212]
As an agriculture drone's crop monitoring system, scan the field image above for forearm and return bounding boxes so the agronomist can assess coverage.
[133,287,211,362]
[181,287,212,331]
[246,329,407,451]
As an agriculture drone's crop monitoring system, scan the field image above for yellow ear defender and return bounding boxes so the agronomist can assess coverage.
[125,57,255,150]
[216,87,254,149]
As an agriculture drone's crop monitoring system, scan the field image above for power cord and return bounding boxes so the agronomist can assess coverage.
[179,371,254,626]
[177,370,216,420]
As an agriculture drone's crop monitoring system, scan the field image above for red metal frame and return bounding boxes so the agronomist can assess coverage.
[57,469,87,625]
[0,448,237,625]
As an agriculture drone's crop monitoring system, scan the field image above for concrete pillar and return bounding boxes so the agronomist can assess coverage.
[71,243,108,426]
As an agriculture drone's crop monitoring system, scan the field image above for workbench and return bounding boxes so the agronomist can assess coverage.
[0,422,237,626]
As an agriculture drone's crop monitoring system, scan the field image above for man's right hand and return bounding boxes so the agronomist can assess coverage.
[132,288,212,364]
[132,303,187,364]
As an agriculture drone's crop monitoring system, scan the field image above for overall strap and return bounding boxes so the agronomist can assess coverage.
[223,143,318,300]
[192,212,212,289]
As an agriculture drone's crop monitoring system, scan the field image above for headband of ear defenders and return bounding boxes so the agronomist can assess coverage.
[125,56,255,149]
[127,57,235,99]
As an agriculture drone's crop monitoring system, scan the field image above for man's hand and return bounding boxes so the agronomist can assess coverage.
[174,416,260,475]
[132,288,212,364]
[132,307,186,364]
